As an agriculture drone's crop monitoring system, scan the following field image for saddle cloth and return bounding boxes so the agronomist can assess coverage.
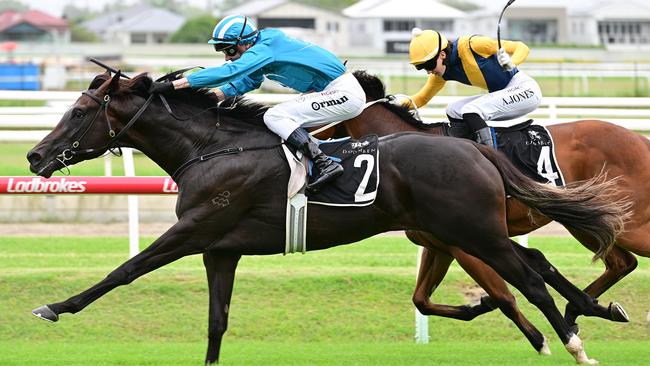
[281,135,380,255]
[494,121,566,186]
[308,135,380,206]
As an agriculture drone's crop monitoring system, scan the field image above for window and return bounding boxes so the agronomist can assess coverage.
[327,21,339,33]
[383,20,416,32]
[257,18,315,29]
[598,21,650,44]
[420,20,453,32]
[130,33,147,44]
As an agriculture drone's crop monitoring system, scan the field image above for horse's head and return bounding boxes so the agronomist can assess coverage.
[27,71,152,177]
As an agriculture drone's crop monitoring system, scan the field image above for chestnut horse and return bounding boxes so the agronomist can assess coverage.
[336,70,648,345]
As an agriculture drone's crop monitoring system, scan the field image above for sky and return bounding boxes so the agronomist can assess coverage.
[17,0,217,16]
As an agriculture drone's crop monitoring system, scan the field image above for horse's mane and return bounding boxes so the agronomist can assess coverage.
[351,70,438,131]
[89,73,270,128]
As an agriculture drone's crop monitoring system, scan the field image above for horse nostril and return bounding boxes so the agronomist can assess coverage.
[27,151,42,165]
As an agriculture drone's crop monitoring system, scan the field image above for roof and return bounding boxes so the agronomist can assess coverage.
[225,0,288,16]
[0,9,68,33]
[343,0,466,19]
[577,0,650,19]
[82,5,186,34]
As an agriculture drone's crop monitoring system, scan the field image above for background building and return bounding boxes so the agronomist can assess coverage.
[0,9,69,43]
[223,0,349,52]
[81,4,185,45]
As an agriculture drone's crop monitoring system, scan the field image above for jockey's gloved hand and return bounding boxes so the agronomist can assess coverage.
[497,48,515,71]
[148,81,175,94]
[387,95,414,109]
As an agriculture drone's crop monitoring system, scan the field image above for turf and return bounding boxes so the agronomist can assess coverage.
[0,236,649,365]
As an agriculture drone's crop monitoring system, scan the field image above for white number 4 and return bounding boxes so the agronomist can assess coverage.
[537,146,559,183]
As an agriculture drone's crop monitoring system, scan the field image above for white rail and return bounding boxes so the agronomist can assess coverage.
[1,92,650,142]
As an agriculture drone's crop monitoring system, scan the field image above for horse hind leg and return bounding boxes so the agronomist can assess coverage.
[407,231,495,321]
[409,231,547,354]
[448,246,549,355]
[563,228,637,331]
[454,234,597,364]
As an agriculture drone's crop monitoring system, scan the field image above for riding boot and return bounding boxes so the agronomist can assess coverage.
[447,115,470,138]
[286,127,344,192]
[463,112,497,149]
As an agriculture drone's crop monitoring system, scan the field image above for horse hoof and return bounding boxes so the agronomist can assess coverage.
[32,305,58,322]
[538,336,551,356]
[610,302,629,322]
[569,323,580,335]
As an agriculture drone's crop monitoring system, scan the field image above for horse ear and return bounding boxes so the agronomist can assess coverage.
[88,71,111,90]
[108,70,122,93]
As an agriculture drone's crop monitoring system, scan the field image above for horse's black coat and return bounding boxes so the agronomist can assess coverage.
[27,72,629,364]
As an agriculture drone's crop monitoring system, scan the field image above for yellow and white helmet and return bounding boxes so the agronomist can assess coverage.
[409,28,448,66]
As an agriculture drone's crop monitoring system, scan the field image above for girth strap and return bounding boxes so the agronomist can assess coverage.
[171,143,281,182]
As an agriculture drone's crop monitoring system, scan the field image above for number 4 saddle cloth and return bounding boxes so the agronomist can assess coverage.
[494,120,566,187]
[308,135,380,206]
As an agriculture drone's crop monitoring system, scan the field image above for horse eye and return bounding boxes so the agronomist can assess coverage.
[72,109,85,119]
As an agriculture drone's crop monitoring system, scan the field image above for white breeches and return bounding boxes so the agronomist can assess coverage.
[263,72,366,140]
[446,71,542,122]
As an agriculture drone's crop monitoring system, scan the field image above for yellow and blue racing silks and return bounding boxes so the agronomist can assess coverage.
[409,36,529,108]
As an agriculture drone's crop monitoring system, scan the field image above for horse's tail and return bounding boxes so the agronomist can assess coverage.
[475,144,632,261]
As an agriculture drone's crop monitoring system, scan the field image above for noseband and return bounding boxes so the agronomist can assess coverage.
[56,91,155,171]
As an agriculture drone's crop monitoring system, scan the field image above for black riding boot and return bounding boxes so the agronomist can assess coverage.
[286,128,344,192]
[463,113,496,149]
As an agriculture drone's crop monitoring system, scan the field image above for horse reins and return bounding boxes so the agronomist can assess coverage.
[56,91,155,169]
[56,85,280,182]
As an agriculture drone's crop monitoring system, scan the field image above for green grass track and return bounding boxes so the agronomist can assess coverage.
[1,236,649,365]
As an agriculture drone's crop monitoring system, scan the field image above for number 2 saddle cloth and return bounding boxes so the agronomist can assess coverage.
[307,135,380,206]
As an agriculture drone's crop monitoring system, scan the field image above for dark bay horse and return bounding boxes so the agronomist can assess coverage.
[340,70,649,343]
[27,71,629,364]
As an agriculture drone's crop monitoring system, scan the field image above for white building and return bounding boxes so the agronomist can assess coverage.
[81,5,186,45]
[343,0,466,55]
[223,0,349,52]
[464,0,650,47]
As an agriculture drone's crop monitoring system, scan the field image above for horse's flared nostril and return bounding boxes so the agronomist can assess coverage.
[27,151,42,165]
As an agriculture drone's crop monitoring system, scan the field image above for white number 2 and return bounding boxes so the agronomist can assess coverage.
[354,154,376,202]
[536,146,559,183]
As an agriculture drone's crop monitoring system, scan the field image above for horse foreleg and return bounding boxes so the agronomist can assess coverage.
[32,217,214,321]
[203,251,241,365]
[407,231,493,320]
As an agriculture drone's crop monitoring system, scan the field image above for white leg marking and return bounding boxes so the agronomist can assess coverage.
[565,334,599,365]
[538,336,551,356]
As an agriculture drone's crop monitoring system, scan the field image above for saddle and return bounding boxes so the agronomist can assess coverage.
[438,119,566,186]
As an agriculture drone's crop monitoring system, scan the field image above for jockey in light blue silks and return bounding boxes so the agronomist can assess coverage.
[149,15,366,192]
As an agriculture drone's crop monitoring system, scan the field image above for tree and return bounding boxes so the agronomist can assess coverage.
[70,24,97,43]
[169,15,218,43]
[0,0,28,12]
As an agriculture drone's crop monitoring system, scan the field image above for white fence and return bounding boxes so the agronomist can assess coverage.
[1,90,650,142]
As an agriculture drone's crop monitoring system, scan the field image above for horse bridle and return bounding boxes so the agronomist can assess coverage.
[56,90,155,170]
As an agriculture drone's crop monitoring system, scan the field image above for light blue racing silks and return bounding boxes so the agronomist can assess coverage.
[187,28,346,97]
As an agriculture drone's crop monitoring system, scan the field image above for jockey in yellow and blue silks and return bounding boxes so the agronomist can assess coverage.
[405,28,542,149]
[148,15,366,192]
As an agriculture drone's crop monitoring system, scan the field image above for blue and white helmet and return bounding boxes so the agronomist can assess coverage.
[208,15,258,50]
